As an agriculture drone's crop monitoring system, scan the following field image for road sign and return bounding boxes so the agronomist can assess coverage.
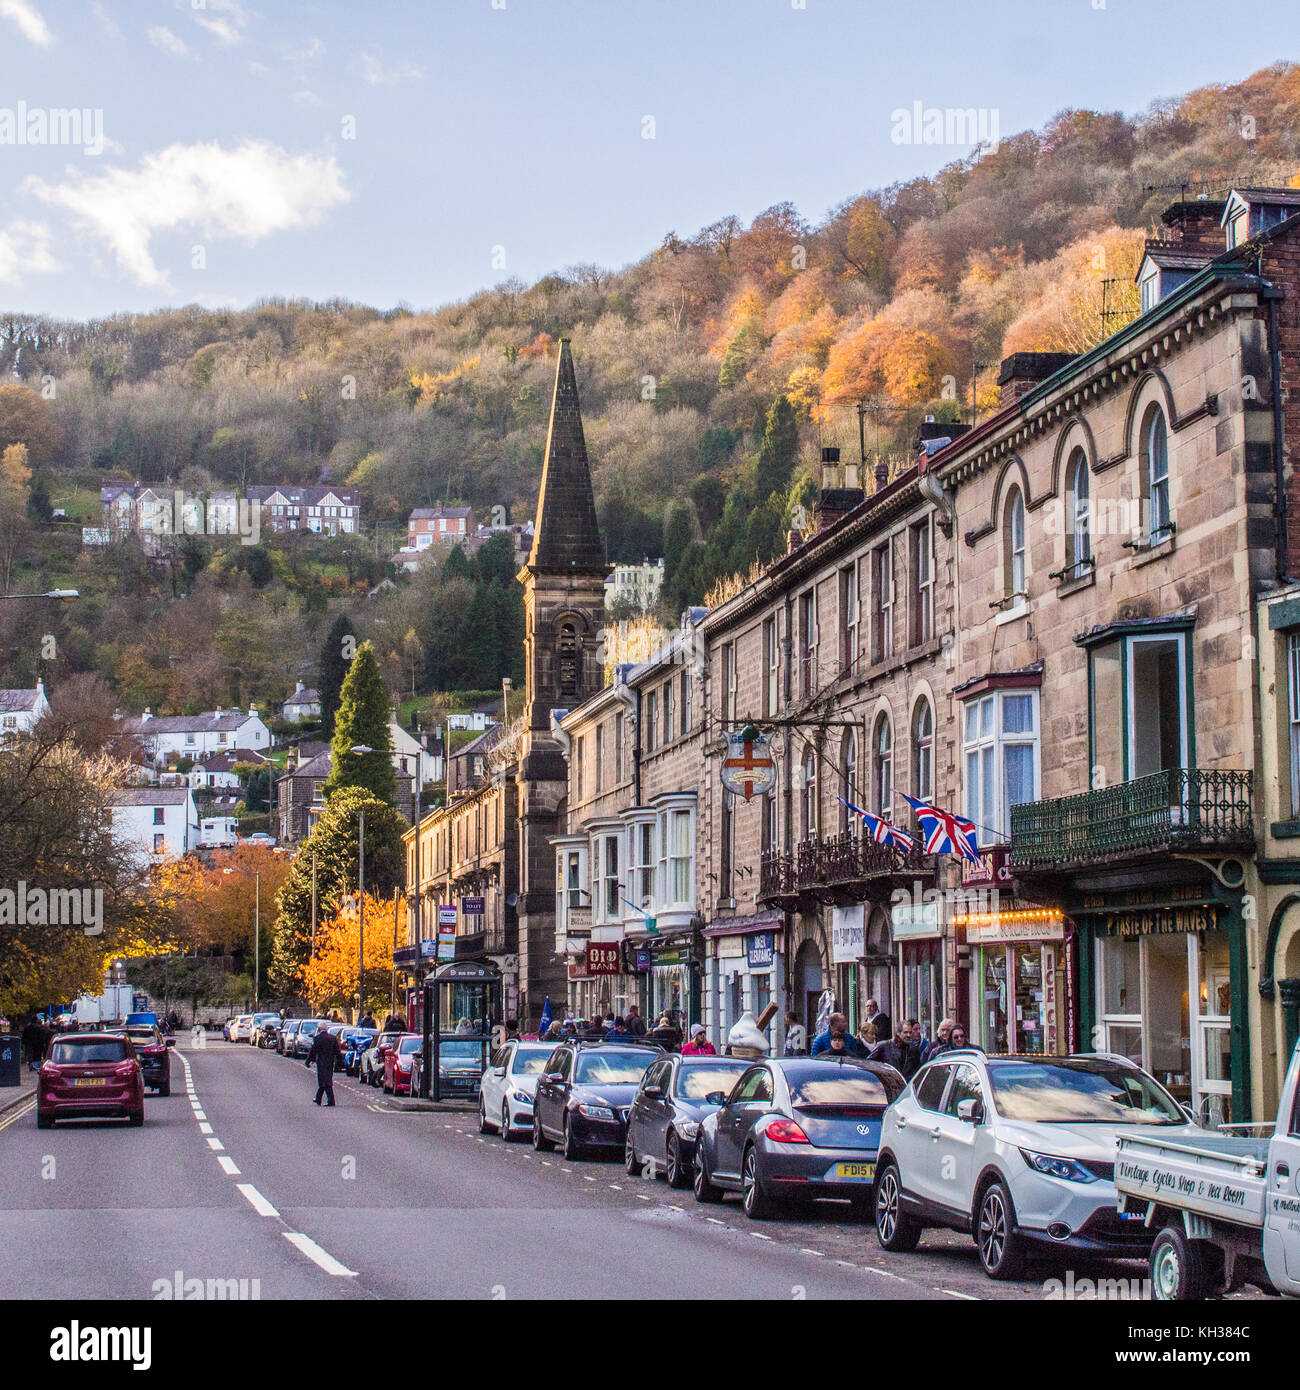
[438,905,457,928]
[720,729,775,801]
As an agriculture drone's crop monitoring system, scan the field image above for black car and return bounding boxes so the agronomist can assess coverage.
[112,1025,175,1095]
[626,1053,751,1188]
[532,1042,663,1161]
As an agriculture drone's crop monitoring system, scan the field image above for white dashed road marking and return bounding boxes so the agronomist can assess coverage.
[218,1156,241,1176]
[236,1183,278,1217]
[283,1232,358,1277]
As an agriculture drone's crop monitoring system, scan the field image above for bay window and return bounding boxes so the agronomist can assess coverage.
[962,688,1040,841]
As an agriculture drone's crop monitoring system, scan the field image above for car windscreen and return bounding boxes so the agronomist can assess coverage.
[50,1039,127,1064]
[788,1067,904,1108]
[397,1037,421,1055]
[574,1051,655,1085]
[299,1021,322,1035]
[253,1014,278,1024]
[123,1030,158,1046]
[678,1062,750,1099]
[987,1060,1186,1125]
[511,1048,552,1075]
[438,1041,483,1064]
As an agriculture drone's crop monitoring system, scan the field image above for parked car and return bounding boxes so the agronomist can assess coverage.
[249,1012,281,1048]
[626,1054,751,1187]
[230,1015,255,1043]
[287,1018,329,1059]
[692,1056,904,1219]
[221,1016,237,1042]
[532,1042,663,1161]
[1114,1036,1300,1299]
[874,1051,1204,1279]
[432,1036,488,1099]
[359,1031,403,1086]
[478,1040,555,1140]
[111,1024,175,1096]
[37,1032,145,1128]
[339,1028,377,1075]
[381,1034,422,1095]
[241,832,276,847]
[277,1019,303,1056]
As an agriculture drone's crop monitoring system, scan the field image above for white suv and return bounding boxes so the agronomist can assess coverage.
[478,1040,554,1141]
[874,1051,1204,1279]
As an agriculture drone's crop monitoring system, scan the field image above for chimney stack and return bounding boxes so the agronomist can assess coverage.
[998,351,1078,407]
[1159,197,1228,256]
[814,445,866,532]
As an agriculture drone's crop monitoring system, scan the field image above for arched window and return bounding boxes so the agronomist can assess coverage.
[1141,406,1171,543]
[1003,487,1026,598]
[872,713,893,818]
[841,729,859,830]
[1065,447,1091,574]
[801,748,818,840]
[912,698,934,803]
[558,622,579,695]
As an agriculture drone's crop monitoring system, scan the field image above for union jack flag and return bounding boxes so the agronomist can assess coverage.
[838,797,916,853]
[899,792,981,865]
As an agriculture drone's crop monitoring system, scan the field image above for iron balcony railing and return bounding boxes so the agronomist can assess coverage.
[1009,768,1254,870]
[760,830,933,900]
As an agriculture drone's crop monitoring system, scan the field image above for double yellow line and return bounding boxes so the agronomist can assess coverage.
[0,1094,37,1132]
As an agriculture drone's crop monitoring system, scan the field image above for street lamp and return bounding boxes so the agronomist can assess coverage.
[350,744,373,1021]
[0,589,78,601]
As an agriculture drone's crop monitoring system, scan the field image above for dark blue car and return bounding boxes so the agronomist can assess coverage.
[692,1056,906,1220]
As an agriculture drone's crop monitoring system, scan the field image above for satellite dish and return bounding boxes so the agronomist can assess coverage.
[505,891,518,907]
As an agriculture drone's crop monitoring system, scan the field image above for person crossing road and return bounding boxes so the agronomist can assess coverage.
[305,1024,341,1106]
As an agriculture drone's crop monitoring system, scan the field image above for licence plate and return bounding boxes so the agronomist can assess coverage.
[828,1161,876,1182]
[71,1077,106,1087]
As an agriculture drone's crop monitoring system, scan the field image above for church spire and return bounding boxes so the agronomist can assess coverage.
[523,337,606,574]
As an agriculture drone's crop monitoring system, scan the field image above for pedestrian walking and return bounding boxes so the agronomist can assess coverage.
[359,1011,377,1029]
[681,1023,716,1055]
[948,1024,981,1052]
[651,1014,682,1051]
[921,1018,955,1062]
[606,1016,632,1042]
[871,1023,921,1080]
[810,1013,869,1058]
[626,1005,647,1037]
[863,998,891,1044]
[783,1012,807,1056]
[21,1017,45,1070]
[305,1024,341,1106]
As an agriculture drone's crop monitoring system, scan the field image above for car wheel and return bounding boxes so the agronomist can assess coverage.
[501,1102,516,1142]
[666,1132,692,1190]
[976,1179,1026,1280]
[128,1110,144,1128]
[624,1131,640,1176]
[693,1139,724,1204]
[873,1162,922,1252]
[741,1145,779,1220]
[36,1110,53,1130]
[562,1117,584,1162]
[1150,1225,1223,1301]
[479,1099,492,1134]
[532,1113,554,1152]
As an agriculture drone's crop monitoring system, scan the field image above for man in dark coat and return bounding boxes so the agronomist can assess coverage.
[305,1026,342,1106]
[871,1024,921,1081]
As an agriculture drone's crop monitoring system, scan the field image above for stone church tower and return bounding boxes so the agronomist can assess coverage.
[514,338,607,1022]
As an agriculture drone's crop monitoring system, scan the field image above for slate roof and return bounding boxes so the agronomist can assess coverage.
[0,689,42,713]
[109,788,193,806]
[121,710,262,735]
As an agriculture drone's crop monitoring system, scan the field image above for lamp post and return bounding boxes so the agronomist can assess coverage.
[350,745,373,1022]
[0,589,79,602]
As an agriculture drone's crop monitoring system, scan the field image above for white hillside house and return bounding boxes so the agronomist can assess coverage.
[122,708,271,769]
[0,680,50,743]
[109,787,199,862]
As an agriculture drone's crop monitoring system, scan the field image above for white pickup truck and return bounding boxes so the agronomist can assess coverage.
[1114,1039,1300,1299]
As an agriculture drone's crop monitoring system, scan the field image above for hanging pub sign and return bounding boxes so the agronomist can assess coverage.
[720,727,776,801]
[587,942,621,976]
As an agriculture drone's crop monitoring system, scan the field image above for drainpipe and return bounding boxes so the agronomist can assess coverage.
[1264,285,1291,583]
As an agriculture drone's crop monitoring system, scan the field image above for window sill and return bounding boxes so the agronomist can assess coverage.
[1055,567,1096,598]
[1271,820,1300,839]
[994,599,1032,628]
[1129,533,1176,569]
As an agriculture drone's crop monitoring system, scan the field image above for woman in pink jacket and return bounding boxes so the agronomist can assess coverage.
[681,1023,716,1055]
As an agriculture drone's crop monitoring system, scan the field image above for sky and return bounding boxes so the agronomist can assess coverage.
[0,0,1294,320]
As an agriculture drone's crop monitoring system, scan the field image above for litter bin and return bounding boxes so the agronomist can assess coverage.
[0,1035,20,1087]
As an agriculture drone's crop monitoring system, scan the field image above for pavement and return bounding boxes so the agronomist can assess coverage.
[0,1034,1269,1302]
[0,1062,36,1118]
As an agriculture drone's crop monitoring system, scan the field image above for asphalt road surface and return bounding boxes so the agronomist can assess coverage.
[0,1036,1267,1302]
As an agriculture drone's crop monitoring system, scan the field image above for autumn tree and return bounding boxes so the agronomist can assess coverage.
[300,891,395,1016]
[0,443,32,591]
[0,384,61,465]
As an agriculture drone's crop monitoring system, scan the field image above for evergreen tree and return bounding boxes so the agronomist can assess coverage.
[325,640,397,805]
[318,612,355,736]
[756,395,799,498]
[663,501,696,582]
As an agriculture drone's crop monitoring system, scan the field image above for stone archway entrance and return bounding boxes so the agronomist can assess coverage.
[793,936,825,1031]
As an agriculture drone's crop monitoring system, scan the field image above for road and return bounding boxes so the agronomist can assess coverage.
[0,1036,1263,1302]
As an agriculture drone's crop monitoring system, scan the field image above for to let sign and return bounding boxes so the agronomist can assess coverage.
[586,943,620,976]
[461,896,485,917]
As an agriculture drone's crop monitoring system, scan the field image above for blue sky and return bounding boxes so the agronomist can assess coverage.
[0,0,1294,319]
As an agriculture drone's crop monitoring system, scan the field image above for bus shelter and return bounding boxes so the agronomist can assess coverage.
[418,959,501,1101]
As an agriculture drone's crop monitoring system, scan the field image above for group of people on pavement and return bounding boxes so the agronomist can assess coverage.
[542,1005,688,1051]
[786,1002,979,1081]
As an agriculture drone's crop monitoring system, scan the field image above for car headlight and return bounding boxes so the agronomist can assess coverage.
[1019,1149,1098,1183]
[674,1120,699,1140]
[577,1104,615,1120]
[512,1090,532,1105]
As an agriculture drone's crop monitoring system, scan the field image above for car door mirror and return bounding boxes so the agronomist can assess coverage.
[492,1067,506,1079]
[956,1098,984,1124]
[705,1091,728,1106]
[543,1072,563,1085]
[642,1084,663,1100]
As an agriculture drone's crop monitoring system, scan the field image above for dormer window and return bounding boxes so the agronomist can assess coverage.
[1222,188,1300,250]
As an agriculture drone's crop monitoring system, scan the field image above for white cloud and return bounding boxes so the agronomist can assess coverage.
[90,1,121,40]
[147,25,192,60]
[192,0,253,46]
[27,139,350,289]
[0,219,58,284]
[0,0,52,46]
[360,52,424,86]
